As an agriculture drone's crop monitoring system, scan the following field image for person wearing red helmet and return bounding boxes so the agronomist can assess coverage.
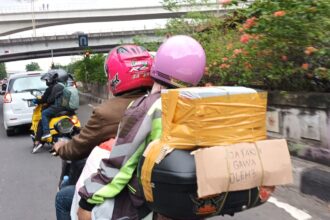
[77,35,206,220]
[53,45,154,220]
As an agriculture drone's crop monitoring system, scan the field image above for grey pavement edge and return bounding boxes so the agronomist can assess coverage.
[292,157,330,203]
[78,92,330,203]
[79,91,105,105]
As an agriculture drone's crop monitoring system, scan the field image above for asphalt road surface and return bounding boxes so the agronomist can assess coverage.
[0,96,329,220]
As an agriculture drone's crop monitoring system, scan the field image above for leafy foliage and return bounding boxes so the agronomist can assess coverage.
[161,0,330,92]
[132,35,162,52]
[51,63,67,70]
[0,63,7,80]
[70,53,107,85]
[25,62,41,71]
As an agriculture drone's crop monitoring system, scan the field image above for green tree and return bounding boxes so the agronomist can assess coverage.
[69,53,107,85]
[0,63,7,80]
[160,0,330,92]
[51,63,67,70]
[25,62,41,71]
[132,34,162,52]
[85,53,107,84]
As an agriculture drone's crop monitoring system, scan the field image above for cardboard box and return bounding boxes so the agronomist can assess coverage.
[161,87,268,149]
[193,139,293,198]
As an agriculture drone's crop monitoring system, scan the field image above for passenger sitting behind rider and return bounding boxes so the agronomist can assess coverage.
[40,69,68,140]
[53,45,154,161]
[77,35,206,220]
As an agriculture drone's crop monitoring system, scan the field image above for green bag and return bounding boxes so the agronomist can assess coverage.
[61,84,79,111]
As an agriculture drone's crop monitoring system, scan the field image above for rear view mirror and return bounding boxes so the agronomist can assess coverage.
[2,83,7,91]
[31,90,42,97]
[1,83,7,94]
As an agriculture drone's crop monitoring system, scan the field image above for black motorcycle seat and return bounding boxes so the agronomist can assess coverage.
[55,110,75,117]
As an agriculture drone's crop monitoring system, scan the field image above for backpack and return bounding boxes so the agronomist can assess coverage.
[60,83,79,111]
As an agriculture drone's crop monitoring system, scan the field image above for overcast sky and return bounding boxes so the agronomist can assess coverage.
[1,0,167,72]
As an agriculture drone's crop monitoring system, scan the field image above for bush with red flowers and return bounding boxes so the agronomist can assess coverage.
[161,0,330,91]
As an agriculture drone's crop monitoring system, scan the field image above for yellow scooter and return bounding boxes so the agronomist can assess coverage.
[25,90,81,153]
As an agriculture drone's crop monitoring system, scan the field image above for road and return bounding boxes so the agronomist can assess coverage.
[0,96,329,220]
[0,96,90,220]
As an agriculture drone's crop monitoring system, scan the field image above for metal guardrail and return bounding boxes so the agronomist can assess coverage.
[0,0,254,14]
[0,26,163,40]
[0,29,161,44]
[0,0,254,40]
[0,1,162,14]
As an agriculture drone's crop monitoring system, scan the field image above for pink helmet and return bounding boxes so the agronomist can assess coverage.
[104,45,154,95]
[151,35,206,87]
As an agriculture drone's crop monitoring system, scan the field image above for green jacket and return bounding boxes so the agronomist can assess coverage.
[78,92,162,210]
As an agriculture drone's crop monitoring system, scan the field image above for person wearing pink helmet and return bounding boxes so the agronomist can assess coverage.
[77,35,206,220]
[53,44,154,220]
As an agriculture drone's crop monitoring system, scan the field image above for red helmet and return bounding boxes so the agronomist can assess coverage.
[104,45,154,95]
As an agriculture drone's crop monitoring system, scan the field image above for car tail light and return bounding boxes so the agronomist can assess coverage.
[3,92,12,103]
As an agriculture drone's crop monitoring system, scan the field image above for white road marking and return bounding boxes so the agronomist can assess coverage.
[88,104,95,109]
[268,197,312,220]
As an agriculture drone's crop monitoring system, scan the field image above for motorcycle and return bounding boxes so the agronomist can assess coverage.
[54,137,86,190]
[24,89,81,153]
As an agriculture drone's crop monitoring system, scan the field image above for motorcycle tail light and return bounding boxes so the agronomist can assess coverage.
[259,186,275,202]
[70,116,79,124]
[3,92,12,103]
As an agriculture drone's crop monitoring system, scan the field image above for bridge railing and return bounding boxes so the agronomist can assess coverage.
[0,25,164,40]
[0,1,162,14]
[0,0,254,14]
[0,29,162,42]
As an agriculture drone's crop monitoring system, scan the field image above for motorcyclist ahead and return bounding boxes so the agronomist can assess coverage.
[32,69,70,147]
[39,69,69,140]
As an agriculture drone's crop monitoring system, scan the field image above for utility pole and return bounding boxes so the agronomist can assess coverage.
[51,49,54,69]
[31,0,36,37]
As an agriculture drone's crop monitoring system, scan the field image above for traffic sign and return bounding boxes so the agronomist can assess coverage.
[78,34,88,47]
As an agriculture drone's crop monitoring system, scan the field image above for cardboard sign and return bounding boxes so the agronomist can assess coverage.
[194,139,293,198]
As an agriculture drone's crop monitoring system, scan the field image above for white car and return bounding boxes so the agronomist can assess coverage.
[3,72,47,136]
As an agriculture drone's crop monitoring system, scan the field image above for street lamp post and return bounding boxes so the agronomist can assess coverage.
[31,0,36,37]
[51,49,54,69]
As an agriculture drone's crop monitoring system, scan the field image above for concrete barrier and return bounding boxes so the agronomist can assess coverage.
[301,167,330,202]
[79,91,105,105]
[267,91,330,166]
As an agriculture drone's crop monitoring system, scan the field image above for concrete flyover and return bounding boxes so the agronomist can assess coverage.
[0,29,163,62]
[0,1,253,36]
